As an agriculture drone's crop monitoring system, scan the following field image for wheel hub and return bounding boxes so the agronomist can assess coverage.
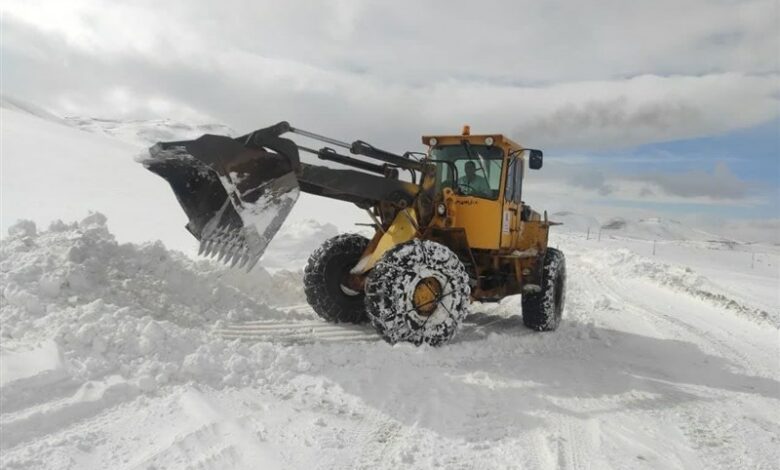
[339,272,364,297]
[412,277,443,316]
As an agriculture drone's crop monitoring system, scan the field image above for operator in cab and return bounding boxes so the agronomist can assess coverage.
[458,161,490,197]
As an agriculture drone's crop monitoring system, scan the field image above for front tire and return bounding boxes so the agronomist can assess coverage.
[364,240,470,346]
[522,247,566,331]
[304,234,369,323]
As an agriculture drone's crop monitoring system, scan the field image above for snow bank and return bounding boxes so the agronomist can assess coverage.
[0,214,309,395]
[586,248,778,327]
[0,94,67,126]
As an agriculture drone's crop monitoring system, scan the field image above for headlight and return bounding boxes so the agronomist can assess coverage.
[436,203,447,216]
[429,137,438,146]
[485,136,494,146]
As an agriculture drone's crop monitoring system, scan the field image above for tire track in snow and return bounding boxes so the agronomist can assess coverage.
[215,320,381,344]
[0,377,141,451]
[566,246,780,469]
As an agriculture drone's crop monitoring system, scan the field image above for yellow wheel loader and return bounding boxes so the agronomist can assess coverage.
[142,122,565,346]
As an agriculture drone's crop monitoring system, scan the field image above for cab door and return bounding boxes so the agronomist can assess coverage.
[500,156,523,249]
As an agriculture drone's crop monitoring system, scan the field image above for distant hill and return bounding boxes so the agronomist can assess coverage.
[599,216,730,242]
[551,211,736,243]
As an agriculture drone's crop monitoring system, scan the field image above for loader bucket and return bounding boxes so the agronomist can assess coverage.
[142,133,299,271]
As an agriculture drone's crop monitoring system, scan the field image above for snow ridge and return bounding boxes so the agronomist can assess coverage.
[588,248,778,327]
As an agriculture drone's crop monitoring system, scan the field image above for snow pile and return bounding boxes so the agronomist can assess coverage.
[590,248,778,327]
[0,214,310,391]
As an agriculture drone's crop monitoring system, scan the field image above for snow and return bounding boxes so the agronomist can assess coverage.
[2,214,777,469]
[2,99,779,469]
[65,116,235,148]
[553,211,733,243]
[262,219,340,272]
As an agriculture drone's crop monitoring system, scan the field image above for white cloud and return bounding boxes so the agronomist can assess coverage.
[628,161,749,200]
[6,0,778,79]
[2,0,778,226]
[3,0,778,151]
[522,156,775,212]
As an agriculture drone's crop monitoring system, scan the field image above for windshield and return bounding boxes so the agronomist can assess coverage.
[429,145,504,200]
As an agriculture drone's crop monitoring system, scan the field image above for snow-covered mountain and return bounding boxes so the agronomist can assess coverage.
[599,216,730,242]
[551,211,733,243]
[65,116,235,148]
[2,94,235,149]
[0,96,366,255]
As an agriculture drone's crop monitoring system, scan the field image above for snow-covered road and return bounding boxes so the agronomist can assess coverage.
[2,216,777,470]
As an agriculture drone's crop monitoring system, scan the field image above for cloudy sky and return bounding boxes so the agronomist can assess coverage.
[2,0,779,237]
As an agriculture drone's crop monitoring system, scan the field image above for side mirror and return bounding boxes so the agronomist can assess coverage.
[527,149,543,170]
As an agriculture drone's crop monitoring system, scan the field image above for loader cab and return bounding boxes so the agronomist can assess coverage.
[422,128,536,251]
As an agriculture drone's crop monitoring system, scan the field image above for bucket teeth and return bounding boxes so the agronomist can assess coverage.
[205,239,217,258]
[216,243,229,262]
[197,225,266,272]
[203,228,248,268]
[237,251,250,269]
[201,225,224,258]
[219,235,237,263]
[215,237,228,262]
[226,233,243,262]
[209,227,230,260]
[229,244,246,268]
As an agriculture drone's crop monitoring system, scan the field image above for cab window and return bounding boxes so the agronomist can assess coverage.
[515,158,523,203]
[430,145,504,200]
[504,156,524,203]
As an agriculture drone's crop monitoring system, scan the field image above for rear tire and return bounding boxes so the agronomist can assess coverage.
[304,234,369,323]
[522,247,566,331]
[364,240,470,346]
